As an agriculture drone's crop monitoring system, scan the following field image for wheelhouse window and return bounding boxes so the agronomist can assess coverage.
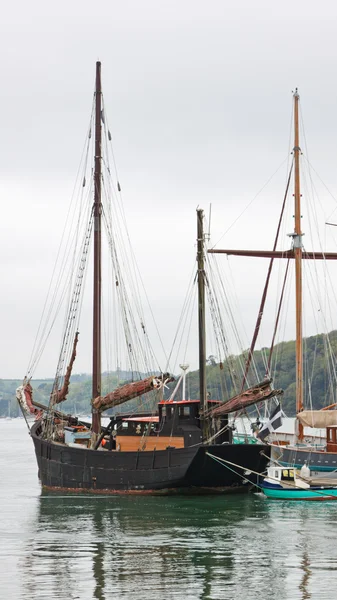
[179,405,191,418]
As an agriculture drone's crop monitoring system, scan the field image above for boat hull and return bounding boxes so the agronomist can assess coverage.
[31,422,269,494]
[271,444,337,473]
[261,485,337,501]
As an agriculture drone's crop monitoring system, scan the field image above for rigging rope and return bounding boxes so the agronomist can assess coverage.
[267,259,290,375]
[27,82,169,434]
[241,163,293,390]
[211,156,291,249]
[27,101,95,378]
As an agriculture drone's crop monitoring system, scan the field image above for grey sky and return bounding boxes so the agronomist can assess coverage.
[2,0,337,378]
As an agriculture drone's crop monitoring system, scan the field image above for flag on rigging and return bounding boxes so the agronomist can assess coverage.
[257,402,283,441]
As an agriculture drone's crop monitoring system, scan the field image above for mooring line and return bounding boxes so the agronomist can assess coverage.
[206,452,337,499]
[205,452,264,491]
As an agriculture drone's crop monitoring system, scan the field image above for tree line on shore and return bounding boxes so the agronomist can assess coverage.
[1,330,336,418]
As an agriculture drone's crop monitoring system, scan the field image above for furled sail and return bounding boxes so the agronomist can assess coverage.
[52,332,79,404]
[208,378,283,417]
[92,372,174,412]
[16,381,42,417]
[297,410,337,428]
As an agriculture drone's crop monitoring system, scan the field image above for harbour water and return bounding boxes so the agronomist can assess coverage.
[1,419,337,599]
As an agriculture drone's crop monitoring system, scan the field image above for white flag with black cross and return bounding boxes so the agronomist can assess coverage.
[257,402,283,441]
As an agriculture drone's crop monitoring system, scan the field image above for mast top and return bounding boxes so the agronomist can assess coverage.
[293,87,300,99]
[95,62,101,89]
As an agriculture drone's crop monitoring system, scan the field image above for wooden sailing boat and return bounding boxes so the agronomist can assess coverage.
[17,62,269,494]
[209,89,337,473]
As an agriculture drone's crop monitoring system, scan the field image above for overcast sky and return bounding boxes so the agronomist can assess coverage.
[2,0,337,378]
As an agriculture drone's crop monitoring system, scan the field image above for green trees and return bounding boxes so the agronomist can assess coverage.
[171,331,337,416]
[2,331,337,418]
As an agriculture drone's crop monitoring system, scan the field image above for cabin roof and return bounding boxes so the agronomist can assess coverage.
[122,416,159,422]
[159,399,220,405]
[159,400,199,405]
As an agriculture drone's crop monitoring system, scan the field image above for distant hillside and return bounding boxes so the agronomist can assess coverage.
[2,331,337,417]
[0,371,138,418]
[183,330,337,416]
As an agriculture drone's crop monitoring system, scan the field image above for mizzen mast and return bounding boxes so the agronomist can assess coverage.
[92,61,102,439]
[292,89,304,440]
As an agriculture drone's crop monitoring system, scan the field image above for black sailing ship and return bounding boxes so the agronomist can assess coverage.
[17,62,270,494]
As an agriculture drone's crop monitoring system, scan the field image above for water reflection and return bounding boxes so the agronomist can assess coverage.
[18,492,337,600]
[5,421,337,599]
[299,550,311,600]
[18,494,257,600]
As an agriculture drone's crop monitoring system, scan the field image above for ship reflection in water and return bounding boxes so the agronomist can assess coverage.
[18,492,337,600]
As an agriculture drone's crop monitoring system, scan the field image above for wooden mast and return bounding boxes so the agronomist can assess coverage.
[197,209,208,441]
[293,88,304,441]
[206,92,329,442]
[91,61,102,439]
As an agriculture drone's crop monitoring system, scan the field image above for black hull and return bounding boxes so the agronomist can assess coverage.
[31,422,269,494]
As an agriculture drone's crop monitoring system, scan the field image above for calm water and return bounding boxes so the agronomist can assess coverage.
[1,420,337,599]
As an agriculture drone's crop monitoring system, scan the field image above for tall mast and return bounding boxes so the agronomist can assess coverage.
[293,88,304,441]
[92,61,102,438]
[197,209,208,441]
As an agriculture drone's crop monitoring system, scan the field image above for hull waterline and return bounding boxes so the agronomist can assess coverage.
[261,486,337,501]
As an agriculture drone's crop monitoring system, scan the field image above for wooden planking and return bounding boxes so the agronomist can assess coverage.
[115,435,185,451]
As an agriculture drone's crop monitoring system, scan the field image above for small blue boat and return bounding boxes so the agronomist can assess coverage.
[261,464,337,501]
